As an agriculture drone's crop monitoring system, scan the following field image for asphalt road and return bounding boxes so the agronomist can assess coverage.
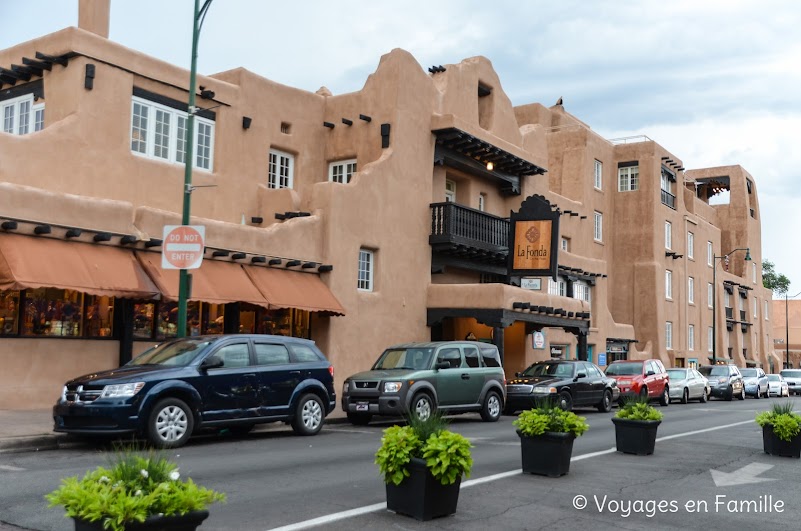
[1,396,800,530]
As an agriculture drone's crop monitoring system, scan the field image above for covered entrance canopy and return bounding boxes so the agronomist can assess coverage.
[0,233,159,299]
[245,266,345,316]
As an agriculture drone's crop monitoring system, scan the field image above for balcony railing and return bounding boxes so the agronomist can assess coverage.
[661,189,676,209]
[430,202,509,257]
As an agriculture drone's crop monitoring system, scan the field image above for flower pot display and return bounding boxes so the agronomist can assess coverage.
[73,511,210,531]
[611,417,661,455]
[385,457,461,521]
[756,404,801,458]
[518,430,575,477]
[762,425,801,458]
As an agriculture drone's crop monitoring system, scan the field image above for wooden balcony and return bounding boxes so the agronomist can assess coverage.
[430,202,509,266]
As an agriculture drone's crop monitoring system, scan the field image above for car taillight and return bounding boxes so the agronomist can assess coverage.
[328,366,334,378]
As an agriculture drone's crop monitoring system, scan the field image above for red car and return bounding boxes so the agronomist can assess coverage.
[604,359,670,406]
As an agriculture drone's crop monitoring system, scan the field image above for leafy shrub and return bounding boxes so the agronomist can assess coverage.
[615,397,663,421]
[513,403,589,437]
[755,402,801,442]
[45,450,225,531]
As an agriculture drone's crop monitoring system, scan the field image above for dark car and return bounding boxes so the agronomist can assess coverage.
[53,335,336,448]
[504,360,619,413]
[698,364,745,401]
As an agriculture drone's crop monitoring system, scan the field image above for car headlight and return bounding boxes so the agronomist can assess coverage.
[343,381,350,394]
[383,381,403,393]
[532,387,557,394]
[100,382,145,398]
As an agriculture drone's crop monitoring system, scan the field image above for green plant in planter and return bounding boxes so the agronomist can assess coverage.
[375,414,472,486]
[513,403,589,437]
[45,449,225,531]
[615,397,664,421]
[756,402,801,442]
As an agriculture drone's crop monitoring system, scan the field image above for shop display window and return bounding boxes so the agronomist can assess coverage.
[0,291,20,336]
[239,306,310,339]
[22,288,84,337]
[202,303,224,335]
[85,295,114,337]
[133,302,155,339]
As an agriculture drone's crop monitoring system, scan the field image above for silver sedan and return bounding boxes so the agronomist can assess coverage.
[667,368,710,403]
[767,374,790,397]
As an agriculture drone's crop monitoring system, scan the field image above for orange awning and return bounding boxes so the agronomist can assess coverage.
[0,233,159,299]
[136,251,270,308]
[245,266,345,315]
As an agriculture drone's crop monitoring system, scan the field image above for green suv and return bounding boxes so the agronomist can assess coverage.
[341,341,506,425]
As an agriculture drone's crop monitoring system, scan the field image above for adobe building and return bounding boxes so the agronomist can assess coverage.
[772,299,801,369]
[0,1,776,409]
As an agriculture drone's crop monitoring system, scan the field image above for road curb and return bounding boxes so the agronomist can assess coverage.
[0,434,66,454]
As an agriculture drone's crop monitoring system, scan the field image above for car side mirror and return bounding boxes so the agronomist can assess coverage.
[515,372,522,377]
[575,372,587,380]
[646,370,655,376]
[200,355,224,370]
[436,361,450,370]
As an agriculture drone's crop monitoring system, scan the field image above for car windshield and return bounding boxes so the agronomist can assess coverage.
[605,362,642,376]
[666,369,687,380]
[128,338,214,367]
[521,363,575,378]
[373,348,434,370]
[699,366,729,377]
[740,369,757,377]
[768,374,781,381]
[781,370,801,378]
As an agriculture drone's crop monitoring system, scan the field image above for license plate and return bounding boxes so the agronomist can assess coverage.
[356,403,368,412]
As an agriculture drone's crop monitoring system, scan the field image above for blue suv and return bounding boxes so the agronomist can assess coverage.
[53,335,336,448]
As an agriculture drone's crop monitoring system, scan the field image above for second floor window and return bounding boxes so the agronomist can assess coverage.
[688,277,694,304]
[665,270,672,299]
[357,248,374,291]
[707,241,713,266]
[688,324,695,351]
[687,232,694,259]
[549,278,566,297]
[594,212,603,242]
[594,160,603,189]
[2,93,45,136]
[445,180,456,202]
[708,282,713,308]
[561,237,569,252]
[329,159,357,183]
[268,149,294,189]
[765,300,769,320]
[708,327,713,352]
[666,321,673,350]
[574,281,591,302]
[665,221,672,249]
[478,193,486,212]
[618,165,639,192]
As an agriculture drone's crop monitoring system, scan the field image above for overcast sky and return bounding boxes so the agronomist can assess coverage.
[2,1,800,295]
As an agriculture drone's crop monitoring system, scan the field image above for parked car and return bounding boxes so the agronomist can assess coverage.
[53,335,337,448]
[666,368,710,403]
[604,359,670,406]
[767,374,790,397]
[739,367,769,398]
[341,341,506,425]
[698,364,745,401]
[505,360,619,413]
[779,369,801,395]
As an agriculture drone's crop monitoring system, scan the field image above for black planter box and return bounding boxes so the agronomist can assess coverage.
[611,417,661,455]
[762,424,801,458]
[74,510,210,531]
[517,430,575,477]
[385,457,461,521]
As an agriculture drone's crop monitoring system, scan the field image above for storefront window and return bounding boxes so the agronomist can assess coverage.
[156,301,200,338]
[202,303,224,335]
[0,291,20,336]
[134,303,155,339]
[241,307,310,338]
[23,288,84,337]
[85,295,114,337]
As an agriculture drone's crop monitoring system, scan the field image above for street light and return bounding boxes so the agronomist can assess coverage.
[785,290,801,369]
[712,247,751,365]
[177,0,214,338]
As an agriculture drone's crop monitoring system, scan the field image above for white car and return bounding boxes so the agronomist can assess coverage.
[767,374,790,397]
[666,368,710,403]
[780,369,801,396]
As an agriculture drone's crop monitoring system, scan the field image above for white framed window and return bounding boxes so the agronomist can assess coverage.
[329,159,357,184]
[708,282,713,308]
[688,324,695,351]
[765,300,769,320]
[754,298,758,318]
[665,221,672,250]
[688,277,695,304]
[478,193,486,212]
[594,211,603,242]
[357,248,374,291]
[618,166,639,192]
[594,160,603,190]
[739,295,745,312]
[666,321,673,350]
[268,149,294,189]
[548,278,566,297]
[665,270,673,300]
[445,180,456,202]
[687,232,694,259]
[708,327,714,352]
[1,93,44,135]
[574,281,591,303]
[130,96,214,171]
[561,237,569,252]
[707,241,713,266]
[724,290,731,308]
[752,262,757,283]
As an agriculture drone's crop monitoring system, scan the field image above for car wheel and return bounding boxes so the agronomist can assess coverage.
[681,388,689,404]
[700,389,708,403]
[754,386,761,399]
[291,394,325,436]
[596,390,613,413]
[738,386,746,400]
[346,412,372,426]
[660,387,670,407]
[410,392,435,421]
[639,386,649,400]
[725,386,733,401]
[147,397,194,449]
[558,391,573,412]
[480,391,502,422]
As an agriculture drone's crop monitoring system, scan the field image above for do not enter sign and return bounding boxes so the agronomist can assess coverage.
[161,225,205,270]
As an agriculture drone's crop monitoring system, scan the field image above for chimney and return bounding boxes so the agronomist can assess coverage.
[78,0,111,38]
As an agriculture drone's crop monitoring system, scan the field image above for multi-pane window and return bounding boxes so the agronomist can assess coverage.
[687,232,694,259]
[665,221,672,249]
[329,159,357,184]
[357,248,374,291]
[688,324,695,351]
[594,160,603,189]
[752,262,757,283]
[1,93,44,135]
[478,193,486,212]
[707,241,713,266]
[574,281,591,302]
[666,321,673,350]
[548,278,566,297]
[594,211,603,242]
[445,180,456,202]
[618,166,639,191]
[268,149,294,189]
[561,237,569,252]
[708,327,713,352]
[130,96,214,170]
[688,277,695,304]
[724,291,731,308]
[708,282,713,308]
[765,300,769,320]
[754,298,758,318]
[665,270,673,299]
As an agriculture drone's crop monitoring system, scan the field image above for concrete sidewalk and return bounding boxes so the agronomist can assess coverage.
[0,409,66,454]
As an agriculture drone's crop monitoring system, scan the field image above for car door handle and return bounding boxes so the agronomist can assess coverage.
[289,371,301,376]
[244,374,256,377]
[461,374,470,380]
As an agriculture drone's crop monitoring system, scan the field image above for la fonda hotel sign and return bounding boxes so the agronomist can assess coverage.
[508,195,560,280]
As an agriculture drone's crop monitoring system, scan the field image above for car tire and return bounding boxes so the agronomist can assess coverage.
[291,393,325,436]
[754,386,760,399]
[639,386,649,400]
[738,387,746,400]
[659,387,670,407]
[558,391,573,412]
[480,391,503,422]
[410,392,435,421]
[346,412,372,426]
[725,386,733,401]
[596,390,613,413]
[147,397,194,449]
[700,389,708,403]
[681,388,689,404]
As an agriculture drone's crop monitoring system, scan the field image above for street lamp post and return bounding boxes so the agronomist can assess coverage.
[785,290,801,369]
[177,0,214,338]
[712,247,751,365]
